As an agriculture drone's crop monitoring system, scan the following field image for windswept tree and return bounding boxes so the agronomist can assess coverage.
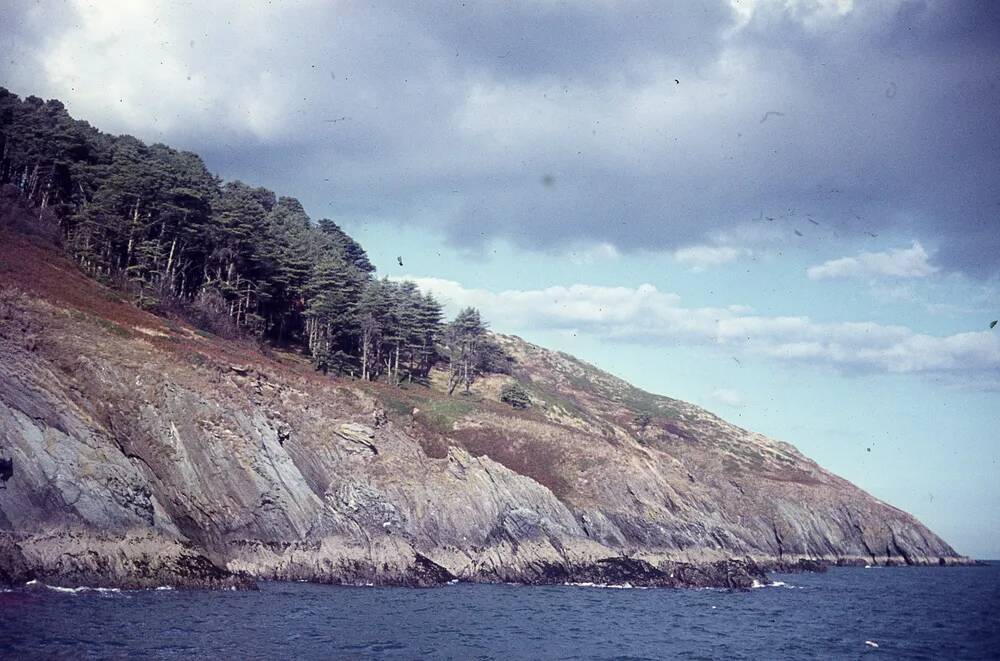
[304,254,361,373]
[317,218,374,274]
[444,307,489,395]
[0,87,507,391]
[410,292,444,381]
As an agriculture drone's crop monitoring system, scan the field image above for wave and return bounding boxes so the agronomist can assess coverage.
[751,580,803,589]
[24,580,121,594]
[562,582,647,589]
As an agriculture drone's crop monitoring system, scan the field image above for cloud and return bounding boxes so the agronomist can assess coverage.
[807,242,938,280]
[403,276,1000,381]
[711,388,747,408]
[568,242,620,265]
[2,1,999,277]
[673,245,746,270]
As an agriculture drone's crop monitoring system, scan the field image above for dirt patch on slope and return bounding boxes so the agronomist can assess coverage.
[0,231,165,332]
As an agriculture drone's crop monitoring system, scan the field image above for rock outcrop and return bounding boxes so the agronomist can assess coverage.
[0,230,969,589]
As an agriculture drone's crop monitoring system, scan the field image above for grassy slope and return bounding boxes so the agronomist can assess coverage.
[0,228,828,500]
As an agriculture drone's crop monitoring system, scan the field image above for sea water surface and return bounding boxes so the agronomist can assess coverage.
[2,564,998,659]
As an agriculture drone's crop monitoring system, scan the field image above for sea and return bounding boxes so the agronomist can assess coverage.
[1,563,998,660]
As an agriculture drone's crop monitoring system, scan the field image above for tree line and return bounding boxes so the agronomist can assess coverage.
[0,88,508,388]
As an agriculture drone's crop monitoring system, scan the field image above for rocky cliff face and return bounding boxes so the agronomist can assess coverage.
[0,230,968,589]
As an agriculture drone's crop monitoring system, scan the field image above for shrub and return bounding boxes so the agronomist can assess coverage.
[179,287,240,339]
[500,381,532,409]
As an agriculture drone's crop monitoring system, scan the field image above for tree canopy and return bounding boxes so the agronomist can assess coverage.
[0,88,507,388]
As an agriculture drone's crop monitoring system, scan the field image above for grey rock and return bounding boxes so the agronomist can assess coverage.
[0,281,971,589]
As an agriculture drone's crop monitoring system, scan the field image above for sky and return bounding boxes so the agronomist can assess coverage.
[2,0,998,557]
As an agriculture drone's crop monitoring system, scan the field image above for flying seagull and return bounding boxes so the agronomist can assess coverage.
[991,320,998,329]
[397,256,403,267]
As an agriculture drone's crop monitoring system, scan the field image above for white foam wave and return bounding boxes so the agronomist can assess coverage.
[24,580,122,594]
[45,584,121,594]
[751,580,801,589]
[562,582,646,589]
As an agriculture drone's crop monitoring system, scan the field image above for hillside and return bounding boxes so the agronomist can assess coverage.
[0,208,968,588]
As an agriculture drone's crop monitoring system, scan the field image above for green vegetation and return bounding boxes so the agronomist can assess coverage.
[64,308,132,338]
[634,412,652,440]
[0,88,508,388]
[444,307,510,395]
[620,387,681,419]
[372,391,414,419]
[500,381,532,409]
[94,318,132,338]
[418,398,477,434]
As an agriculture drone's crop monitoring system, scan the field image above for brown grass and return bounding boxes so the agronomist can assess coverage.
[451,425,573,498]
[0,230,333,387]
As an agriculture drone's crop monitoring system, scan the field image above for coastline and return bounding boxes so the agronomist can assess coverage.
[1,530,976,592]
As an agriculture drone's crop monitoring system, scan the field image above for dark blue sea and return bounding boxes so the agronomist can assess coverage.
[2,564,998,660]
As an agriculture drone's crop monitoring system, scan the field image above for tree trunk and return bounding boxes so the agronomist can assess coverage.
[394,344,400,386]
[164,237,177,292]
[124,198,140,268]
[361,332,369,381]
[243,283,251,326]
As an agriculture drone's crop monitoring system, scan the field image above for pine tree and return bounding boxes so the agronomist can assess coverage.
[0,87,512,391]
[304,254,362,373]
[445,307,488,395]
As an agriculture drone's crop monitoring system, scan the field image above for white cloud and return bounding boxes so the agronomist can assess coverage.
[711,388,747,408]
[673,245,746,270]
[567,242,620,265]
[402,276,1000,379]
[38,1,293,140]
[807,242,938,280]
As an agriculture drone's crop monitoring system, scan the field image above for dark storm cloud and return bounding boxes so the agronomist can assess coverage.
[729,0,1000,277]
[396,1,735,81]
[1,0,997,277]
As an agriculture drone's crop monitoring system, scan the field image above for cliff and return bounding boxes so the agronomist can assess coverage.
[0,223,968,589]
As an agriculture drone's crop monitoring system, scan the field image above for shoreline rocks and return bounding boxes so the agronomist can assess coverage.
[2,528,979,592]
